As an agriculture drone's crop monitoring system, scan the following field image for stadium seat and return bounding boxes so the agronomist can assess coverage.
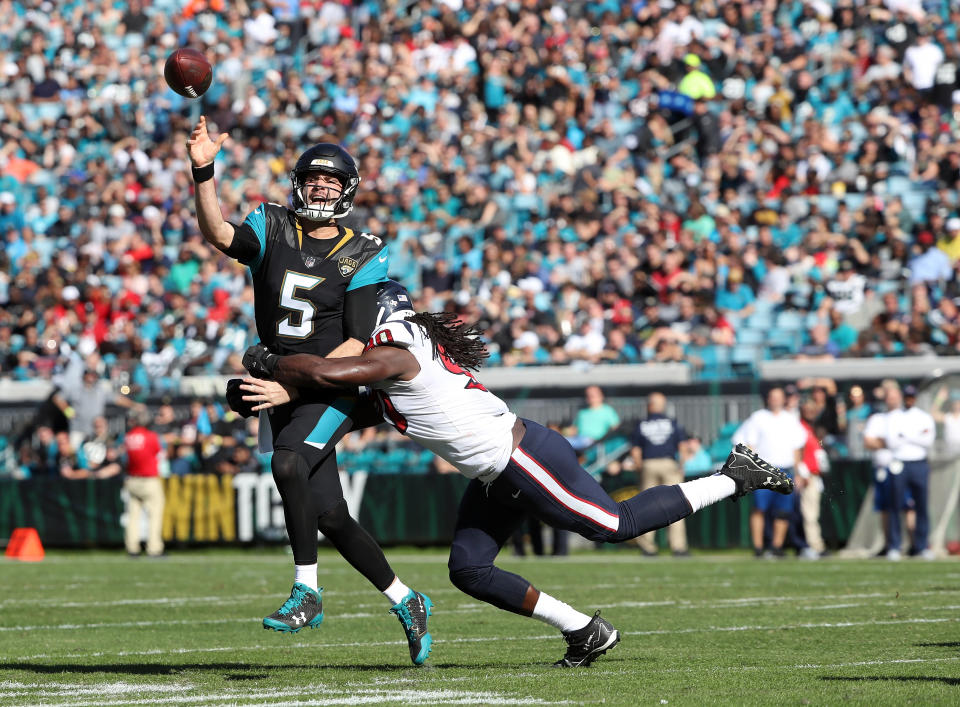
[707,438,733,462]
[736,329,766,345]
[691,345,731,380]
[743,311,774,330]
[885,176,912,196]
[805,312,823,329]
[775,311,805,331]
[901,190,929,221]
[718,421,741,439]
[730,345,759,376]
[889,160,910,176]
[843,193,865,212]
[752,298,776,315]
[814,195,838,218]
[767,327,801,351]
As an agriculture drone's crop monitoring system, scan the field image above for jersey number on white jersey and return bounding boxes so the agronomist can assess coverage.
[436,345,487,391]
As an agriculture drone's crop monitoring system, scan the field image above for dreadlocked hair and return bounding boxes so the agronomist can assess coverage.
[407,312,489,372]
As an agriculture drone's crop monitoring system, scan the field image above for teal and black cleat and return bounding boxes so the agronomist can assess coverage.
[263,583,324,633]
[390,590,433,665]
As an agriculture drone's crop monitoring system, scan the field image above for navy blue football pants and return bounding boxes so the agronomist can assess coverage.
[888,459,930,554]
[448,419,692,615]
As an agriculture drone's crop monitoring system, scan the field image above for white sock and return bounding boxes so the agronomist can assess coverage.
[383,576,411,605]
[678,474,737,513]
[532,591,591,633]
[294,563,318,592]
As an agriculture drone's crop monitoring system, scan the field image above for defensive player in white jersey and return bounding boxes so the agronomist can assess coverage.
[240,281,794,667]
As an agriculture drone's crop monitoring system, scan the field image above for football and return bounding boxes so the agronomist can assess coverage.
[164,48,213,99]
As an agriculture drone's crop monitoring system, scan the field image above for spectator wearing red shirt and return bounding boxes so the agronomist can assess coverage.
[124,411,165,558]
[797,399,826,558]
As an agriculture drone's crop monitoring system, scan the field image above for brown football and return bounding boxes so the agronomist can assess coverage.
[164,48,213,99]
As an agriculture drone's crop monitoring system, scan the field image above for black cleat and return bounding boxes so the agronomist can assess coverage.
[263,583,324,633]
[554,611,620,668]
[721,443,794,499]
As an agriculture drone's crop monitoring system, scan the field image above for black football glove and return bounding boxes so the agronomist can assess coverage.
[243,343,279,380]
[225,378,257,418]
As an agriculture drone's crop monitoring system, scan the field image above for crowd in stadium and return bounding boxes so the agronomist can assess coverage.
[2,0,960,494]
[2,0,960,395]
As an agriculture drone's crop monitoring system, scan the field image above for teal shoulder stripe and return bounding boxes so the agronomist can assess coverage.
[246,204,268,273]
[346,245,389,291]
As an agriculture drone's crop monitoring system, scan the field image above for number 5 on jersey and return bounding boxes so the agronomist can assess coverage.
[278,271,325,338]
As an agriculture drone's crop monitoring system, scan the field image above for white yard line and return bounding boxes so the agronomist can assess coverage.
[0,596,941,632]
[8,616,957,662]
[0,683,569,707]
[3,656,960,707]
[3,586,951,612]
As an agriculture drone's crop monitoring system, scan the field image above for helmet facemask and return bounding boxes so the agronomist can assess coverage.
[291,168,360,221]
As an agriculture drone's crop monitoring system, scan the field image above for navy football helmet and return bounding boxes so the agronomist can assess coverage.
[290,143,360,221]
[375,280,414,327]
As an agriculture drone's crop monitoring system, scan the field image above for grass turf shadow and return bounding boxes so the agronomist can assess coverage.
[0,659,620,676]
[821,676,960,687]
[0,662,439,676]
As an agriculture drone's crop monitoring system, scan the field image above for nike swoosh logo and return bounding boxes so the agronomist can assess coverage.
[511,490,521,499]
[379,255,387,262]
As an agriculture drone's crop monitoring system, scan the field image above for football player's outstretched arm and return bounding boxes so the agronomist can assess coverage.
[240,348,416,412]
[275,347,416,389]
[187,116,234,252]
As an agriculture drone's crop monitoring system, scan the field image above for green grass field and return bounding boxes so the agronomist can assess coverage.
[1,548,958,705]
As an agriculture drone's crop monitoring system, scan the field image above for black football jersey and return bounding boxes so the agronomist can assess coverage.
[232,202,388,356]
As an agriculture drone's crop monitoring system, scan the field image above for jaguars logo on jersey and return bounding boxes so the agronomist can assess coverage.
[338,256,358,277]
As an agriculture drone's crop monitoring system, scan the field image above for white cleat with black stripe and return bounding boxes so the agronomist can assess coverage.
[721,443,794,499]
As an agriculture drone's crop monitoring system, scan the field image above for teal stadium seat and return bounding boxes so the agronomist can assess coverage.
[708,438,733,462]
[743,311,774,330]
[730,345,759,376]
[737,329,766,345]
[843,193,865,212]
[775,311,805,331]
[767,328,801,356]
[901,190,929,221]
[885,176,913,195]
[691,345,731,380]
[718,421,741,438]
[814,195,838,218]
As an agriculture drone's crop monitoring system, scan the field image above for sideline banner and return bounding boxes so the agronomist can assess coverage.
[0,465,869,548]
[0,473,471,547]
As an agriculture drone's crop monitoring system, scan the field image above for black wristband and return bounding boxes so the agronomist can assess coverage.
[192,163,215,183]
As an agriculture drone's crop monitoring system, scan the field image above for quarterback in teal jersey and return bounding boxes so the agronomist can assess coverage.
[186,117,431,665]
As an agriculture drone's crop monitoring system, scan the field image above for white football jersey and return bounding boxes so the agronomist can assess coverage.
[366,316,516,481]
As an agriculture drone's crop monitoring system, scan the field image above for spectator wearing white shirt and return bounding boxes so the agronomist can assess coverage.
[865,384,935,559]
[858,45,902,88]
[904,30,945,94]
[825,260,867,315]
[733,388,807,557]
[863,392,904,557]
